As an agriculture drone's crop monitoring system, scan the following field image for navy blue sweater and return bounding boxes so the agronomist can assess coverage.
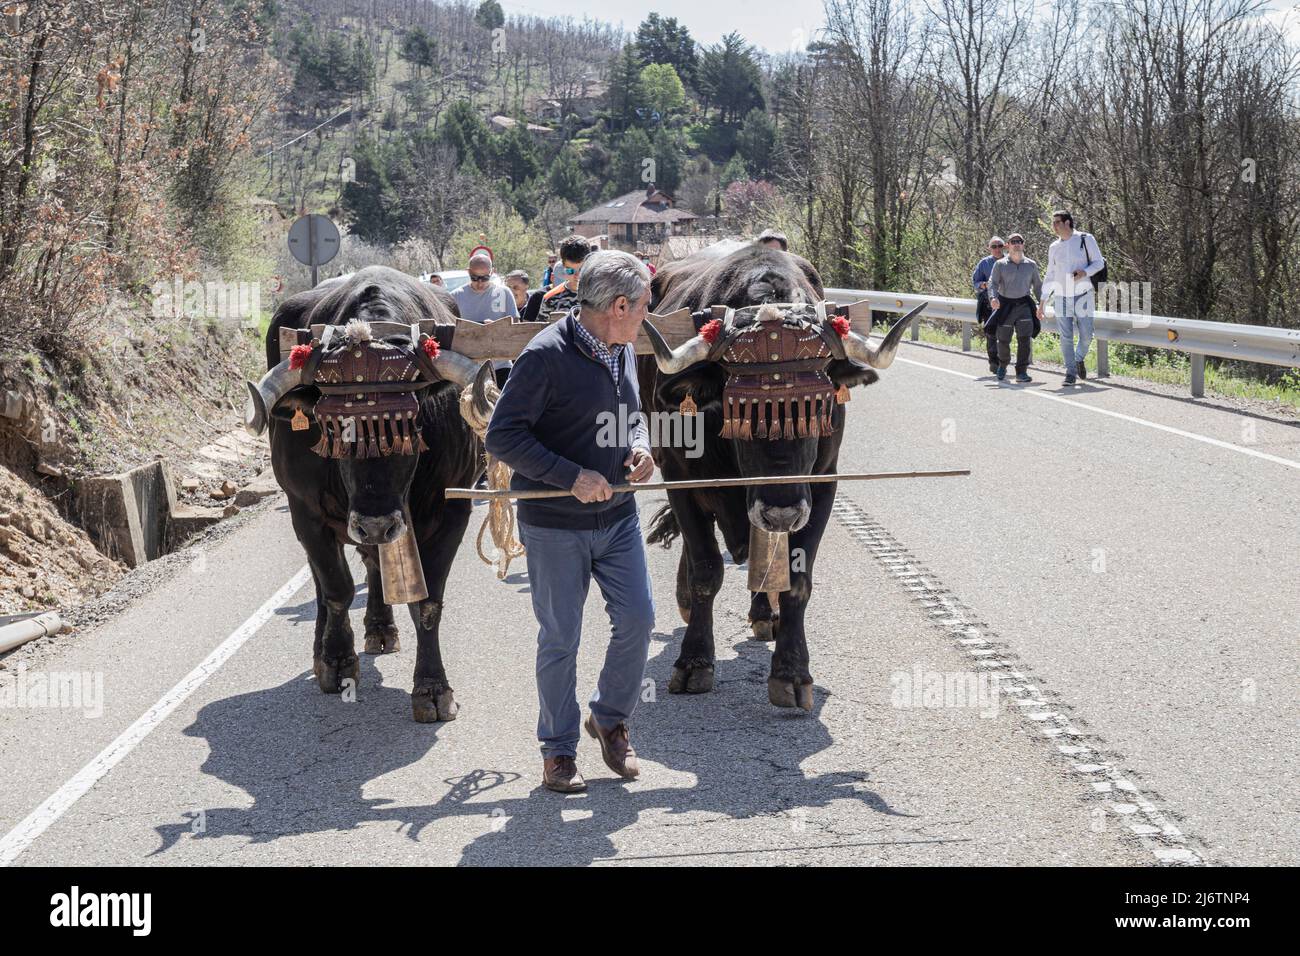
[484,310,650,530]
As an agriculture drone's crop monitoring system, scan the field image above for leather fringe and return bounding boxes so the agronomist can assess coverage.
[311,417,331,457]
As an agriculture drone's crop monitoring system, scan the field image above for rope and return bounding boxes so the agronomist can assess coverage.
[458,378,526,580]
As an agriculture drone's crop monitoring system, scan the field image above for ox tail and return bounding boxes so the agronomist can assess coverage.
[646,503,680,549]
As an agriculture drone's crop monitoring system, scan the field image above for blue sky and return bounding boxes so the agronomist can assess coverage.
[499,0,828,52]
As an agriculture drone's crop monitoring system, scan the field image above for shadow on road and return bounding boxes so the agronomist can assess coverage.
[153,611,931,865]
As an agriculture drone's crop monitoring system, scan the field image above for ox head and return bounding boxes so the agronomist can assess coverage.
[643,299,921,533]
[243,267,496,546]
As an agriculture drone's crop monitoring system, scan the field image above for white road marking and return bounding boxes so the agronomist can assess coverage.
[896,355,1300,472]
[0,565,312,867]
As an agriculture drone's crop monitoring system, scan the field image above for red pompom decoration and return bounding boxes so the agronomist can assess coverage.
[421,336,440,359]
[699,319,723,343]
[288,344,313,370]
[829,315,851,338]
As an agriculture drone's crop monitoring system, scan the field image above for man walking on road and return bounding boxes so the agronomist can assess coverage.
[485,250,657,794]
[973,236,1005,373]
[987,233,1042,383]
[1042,209,1105,385]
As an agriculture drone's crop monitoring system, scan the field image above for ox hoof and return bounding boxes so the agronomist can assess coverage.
[314,655,360,694]
[768,677,814,711]
[669,665,714,694]
[363,625,401,655]
[750,617,779,642]
[678,606,691,624]
[412,685,458,723]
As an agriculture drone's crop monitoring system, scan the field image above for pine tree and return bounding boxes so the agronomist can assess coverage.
[606,47,645,134]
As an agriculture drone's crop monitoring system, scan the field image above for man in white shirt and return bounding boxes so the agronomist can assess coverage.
[1039,210,1105,385]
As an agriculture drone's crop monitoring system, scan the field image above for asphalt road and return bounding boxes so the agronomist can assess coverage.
[0,339,1294,866]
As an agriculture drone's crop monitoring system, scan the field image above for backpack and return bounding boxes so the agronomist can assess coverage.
[1080,234,1108,288]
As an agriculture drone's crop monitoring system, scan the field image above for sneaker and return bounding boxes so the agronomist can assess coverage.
[1015,372,1032,383]
[996,365,1007,381]
[1077,361,1087,380]
[1064,373,1077,385]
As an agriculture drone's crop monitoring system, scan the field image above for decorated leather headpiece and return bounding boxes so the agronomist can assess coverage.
[289,320,442,459]
[713,303,845,441]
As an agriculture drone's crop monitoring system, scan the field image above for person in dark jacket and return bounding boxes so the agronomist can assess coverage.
[484,250,656,794]
[522,234,590,322]
[972,236,1005,373]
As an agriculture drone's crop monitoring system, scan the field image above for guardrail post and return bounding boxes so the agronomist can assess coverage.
[911,314,920,341]
[1190,354,1205,398]
[1096,339,1109,378]
[961,323,971,351]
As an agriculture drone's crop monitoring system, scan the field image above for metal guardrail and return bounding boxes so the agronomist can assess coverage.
[824,287,1300,397]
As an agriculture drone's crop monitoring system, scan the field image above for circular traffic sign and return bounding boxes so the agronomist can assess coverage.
[287,214,340,267]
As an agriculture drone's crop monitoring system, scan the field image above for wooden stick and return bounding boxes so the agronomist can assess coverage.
[446,469,970,501]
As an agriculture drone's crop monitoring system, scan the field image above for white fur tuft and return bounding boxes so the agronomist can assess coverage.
[755,303,784,323]
[343,319,373,344]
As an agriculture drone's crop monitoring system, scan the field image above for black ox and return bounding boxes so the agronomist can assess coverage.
[639,244,915,710]
[246,266,496,722]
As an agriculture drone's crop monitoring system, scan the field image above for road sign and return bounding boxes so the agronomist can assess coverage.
[287,214,340,286]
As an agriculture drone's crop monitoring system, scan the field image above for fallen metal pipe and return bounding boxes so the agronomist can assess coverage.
[445,468,970,501]
[0,611,65,655]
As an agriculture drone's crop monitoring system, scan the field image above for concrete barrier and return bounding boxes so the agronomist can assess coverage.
[73,461,225,568]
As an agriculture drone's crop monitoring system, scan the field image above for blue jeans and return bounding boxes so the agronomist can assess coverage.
[518,513,655,758]
[1057,290,1095,369]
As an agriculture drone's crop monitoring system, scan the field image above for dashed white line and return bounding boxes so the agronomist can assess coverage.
[896,354,1300,472]
[0,565,312,866]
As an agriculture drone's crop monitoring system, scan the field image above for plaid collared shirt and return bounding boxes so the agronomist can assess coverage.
[572,311,625,385]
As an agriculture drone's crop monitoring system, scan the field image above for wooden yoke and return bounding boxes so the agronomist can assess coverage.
[277,301,878,364]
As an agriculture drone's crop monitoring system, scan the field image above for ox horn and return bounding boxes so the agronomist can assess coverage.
[840,302,926,369]
[643,312,718,374]
[471,359,496,420]
[431,347,482,388]
[244,360,301,437]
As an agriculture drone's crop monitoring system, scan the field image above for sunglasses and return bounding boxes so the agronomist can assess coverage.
[1008,239,1024,245]
[990,244,1004,249]
[563,267,576,275]
[469,274,491,283]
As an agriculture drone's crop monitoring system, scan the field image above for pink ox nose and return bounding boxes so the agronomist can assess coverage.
[751,501,810,533]
[349,510,407,545]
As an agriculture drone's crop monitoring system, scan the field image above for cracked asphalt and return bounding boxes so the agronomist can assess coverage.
[0,338,1294,866]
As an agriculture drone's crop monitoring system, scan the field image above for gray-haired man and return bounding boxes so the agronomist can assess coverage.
[485,250,657,794]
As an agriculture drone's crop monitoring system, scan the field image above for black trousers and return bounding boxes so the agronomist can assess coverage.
[994,299,1034,374]
[976,292,997,367]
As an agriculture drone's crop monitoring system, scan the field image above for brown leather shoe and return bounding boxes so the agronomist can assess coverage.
[584,714,640,779]
[542,755,587,793]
